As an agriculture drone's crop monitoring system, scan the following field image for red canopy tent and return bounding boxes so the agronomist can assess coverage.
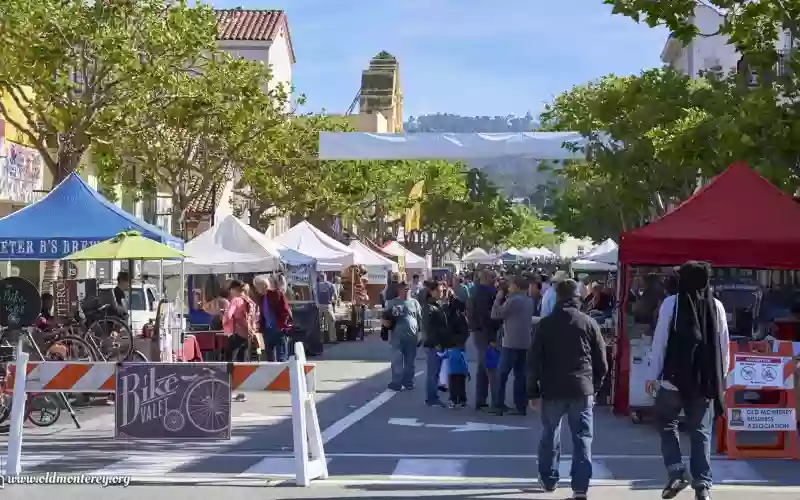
[620,162,800,269]
[614,162,800,415]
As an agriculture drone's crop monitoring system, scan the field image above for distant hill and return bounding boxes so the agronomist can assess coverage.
[403,113,552,200]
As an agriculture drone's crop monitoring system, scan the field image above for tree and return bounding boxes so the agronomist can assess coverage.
[95,53,290,237]
[539,66,798,240]
[0,0,218,179]
[502,205,558,249]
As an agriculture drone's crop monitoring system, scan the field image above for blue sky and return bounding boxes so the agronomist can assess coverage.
[212,0,668,117]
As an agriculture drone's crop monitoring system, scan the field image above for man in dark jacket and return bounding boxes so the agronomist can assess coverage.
[423,281,469,406]
[468,270,501,410]
[527,279,608,500]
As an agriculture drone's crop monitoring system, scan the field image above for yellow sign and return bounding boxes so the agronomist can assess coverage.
[405,181,424,232]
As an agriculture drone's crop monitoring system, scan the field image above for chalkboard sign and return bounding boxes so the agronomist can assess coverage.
[0,276,41,328]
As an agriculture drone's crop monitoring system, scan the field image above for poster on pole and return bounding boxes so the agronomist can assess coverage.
[115,363,231,440]
[732,354,791,389]
[366,267,388,285]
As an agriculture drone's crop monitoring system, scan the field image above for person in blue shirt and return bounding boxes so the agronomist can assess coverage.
[443,348,469,408]
[540,270,570,317]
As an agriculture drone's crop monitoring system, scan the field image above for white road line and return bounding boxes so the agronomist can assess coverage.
[94,454,202,476]
[558,459,612,479]
[239,457,332,477]
[391,458,467,479]
[320,370,424,444]
[712,459,767,483]
[0,454,63,473]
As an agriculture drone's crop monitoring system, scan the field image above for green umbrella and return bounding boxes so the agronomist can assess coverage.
[63,230,186,261]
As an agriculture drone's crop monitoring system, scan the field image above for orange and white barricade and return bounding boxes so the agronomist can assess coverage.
[716,339,799,460]
[3,337,326,487]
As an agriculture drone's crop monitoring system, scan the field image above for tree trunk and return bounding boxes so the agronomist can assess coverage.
[41,145,84,290]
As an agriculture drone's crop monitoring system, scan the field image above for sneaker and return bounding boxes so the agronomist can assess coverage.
[694,489,710,500]
[572,493,588,500]
[233,393,247,402]
[403,384,414,391]
[448,402,456,409]
[661,477,690,499]
[538,478,557,492]
[387,383,403,391]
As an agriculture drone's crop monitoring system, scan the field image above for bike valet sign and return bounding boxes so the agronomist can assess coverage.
[0,276,41,328]
[115,363,232,440]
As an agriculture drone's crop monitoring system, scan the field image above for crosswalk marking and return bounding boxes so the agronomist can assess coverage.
[0,454,62,474]
[94,454,201,476]
[712,459,767,484]
[391,459,467,479]
[557,459,613,479]
[240,457,331,476]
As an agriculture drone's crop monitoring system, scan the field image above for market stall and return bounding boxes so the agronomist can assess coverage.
[274,221,354,272]
[0,172,181,261]
[614,163,800,418]
[381,240,427,275]
[572,239,618,273]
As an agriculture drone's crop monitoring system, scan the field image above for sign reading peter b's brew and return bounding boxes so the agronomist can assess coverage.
[0,238,103,259]
[115,363,232,440]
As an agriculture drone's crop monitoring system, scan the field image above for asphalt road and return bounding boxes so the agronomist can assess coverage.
[1,332,798,497]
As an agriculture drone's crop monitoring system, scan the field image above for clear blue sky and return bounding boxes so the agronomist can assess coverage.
[212,0,668,118]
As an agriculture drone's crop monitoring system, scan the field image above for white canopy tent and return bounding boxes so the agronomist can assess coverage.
[521,247,556,259]
[571,259,616,272]
[348,240,399,272]
[147,214,315,275]
[381,240,427,270]
[318,132,590,160]
[572,239,618,272]
[462,248,491,262]
[583,239,618,261]
[274,220,355,272]
[500,247,525,260]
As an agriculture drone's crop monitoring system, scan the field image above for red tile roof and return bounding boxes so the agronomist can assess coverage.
[215,9,296,63]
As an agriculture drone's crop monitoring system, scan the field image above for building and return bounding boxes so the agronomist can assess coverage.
[355,51,404,133]
[176,8,296,240]
[660,4,739,77]
[548,235,595,260]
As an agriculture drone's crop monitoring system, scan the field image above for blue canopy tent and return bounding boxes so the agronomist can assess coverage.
[0,172,182,260]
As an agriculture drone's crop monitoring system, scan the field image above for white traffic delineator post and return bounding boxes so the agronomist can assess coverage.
[6,336,29,475]
[290,342,327,486]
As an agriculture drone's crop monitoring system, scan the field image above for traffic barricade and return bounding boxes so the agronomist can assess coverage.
[716,339,798,459]
[2,340,327,486]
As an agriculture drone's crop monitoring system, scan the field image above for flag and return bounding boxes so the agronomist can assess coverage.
[405,180,424,232]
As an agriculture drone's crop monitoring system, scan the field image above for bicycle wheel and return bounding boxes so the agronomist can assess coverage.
[44,335,97,362]
[127,350,148,362]
[26,394,61,427]
[87,317,134,362]
[0,393,11,424]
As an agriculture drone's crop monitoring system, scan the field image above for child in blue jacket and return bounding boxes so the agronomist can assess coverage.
[443,348,469,407]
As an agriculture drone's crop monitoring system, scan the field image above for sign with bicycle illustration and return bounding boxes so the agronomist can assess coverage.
[115,363,232,440]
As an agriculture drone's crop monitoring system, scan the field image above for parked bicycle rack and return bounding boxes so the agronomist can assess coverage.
[3,338,327,487]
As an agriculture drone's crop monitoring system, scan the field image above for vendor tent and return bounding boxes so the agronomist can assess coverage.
[583,239,618,262]
[381,241,427,269]
[275,220,354,271]
[147,214,313,275]
[348,240,399,272]
[572,259,616,272]
[461,248,495,263]
[500,247,524,260]
[0,172,181,260]
[620,163,800,269]
[521,247,556,259]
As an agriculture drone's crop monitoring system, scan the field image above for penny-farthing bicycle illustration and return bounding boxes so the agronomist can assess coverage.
[163,367,231,435]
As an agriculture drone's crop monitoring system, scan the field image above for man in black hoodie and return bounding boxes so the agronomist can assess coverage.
[468,270,501,410]
[527,279,608,500]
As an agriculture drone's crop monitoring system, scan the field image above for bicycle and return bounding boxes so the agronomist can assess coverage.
[0,339,62,427]
[162,367,230,435]
[62,303,141,362]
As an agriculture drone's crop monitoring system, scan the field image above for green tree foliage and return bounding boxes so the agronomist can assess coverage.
[95,53,290,237]
[539,65,799,240]
[0,0,217,180]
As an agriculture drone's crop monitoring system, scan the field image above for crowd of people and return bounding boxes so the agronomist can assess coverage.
[379,262,730,500]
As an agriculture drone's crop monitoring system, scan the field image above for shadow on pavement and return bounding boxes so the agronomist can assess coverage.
[10,335,396,455]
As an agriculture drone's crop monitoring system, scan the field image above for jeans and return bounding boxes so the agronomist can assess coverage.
[496,347,527,411]
[390,336,418,387]
[264,327,287,362]
[538,395,595,494]
[474,338,499,407]
[425,348,443,403]
[655,388,713,490]
[319,304,336,342]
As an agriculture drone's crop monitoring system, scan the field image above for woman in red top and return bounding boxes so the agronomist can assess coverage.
[223,281,250,361]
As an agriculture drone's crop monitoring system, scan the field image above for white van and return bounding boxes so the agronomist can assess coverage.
[97,282,160,335]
